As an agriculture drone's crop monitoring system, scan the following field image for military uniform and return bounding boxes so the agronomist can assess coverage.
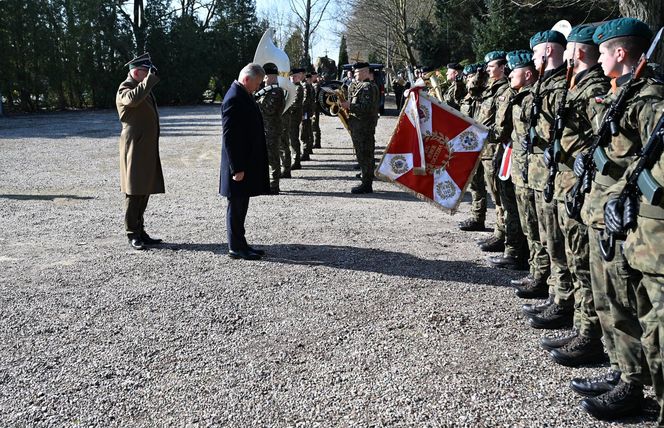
[300,77,315,159]
[256,79,285,193]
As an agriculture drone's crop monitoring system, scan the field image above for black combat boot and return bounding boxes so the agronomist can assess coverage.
[511,274,534,286]
[580,380,643,420]
[479,236,505,252]
[351,182,373,194]
[528,303,573,329]
[459,218,485,231]
[539,328,576,351]
[514,278,548,299]
[523,294,554,317]
[487,254,527,270]
[570,370,621,397]
[549,335,608,367]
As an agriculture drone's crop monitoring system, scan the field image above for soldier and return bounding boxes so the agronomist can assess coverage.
[523,30,575,330]
[604,100,664,426]
[459,63,488,232]
[469,51,511,254]
[340,62,379,194]
[287,68,305,170]
[312,71,322,149]
[572,18,662,421]
[540,25,611,367]
[443,62,466,110]
[116,53,164,251]
[300,71,315,161]
[255,63,285,194]
[505,51,552,301]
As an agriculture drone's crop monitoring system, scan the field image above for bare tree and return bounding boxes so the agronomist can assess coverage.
[289,0,333,66]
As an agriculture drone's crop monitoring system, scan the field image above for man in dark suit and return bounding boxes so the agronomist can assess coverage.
[219,63,270,260]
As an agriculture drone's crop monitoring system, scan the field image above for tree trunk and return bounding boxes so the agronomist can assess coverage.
[619,0,664,66]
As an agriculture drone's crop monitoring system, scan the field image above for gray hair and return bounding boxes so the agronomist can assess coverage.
[238,63,265,80]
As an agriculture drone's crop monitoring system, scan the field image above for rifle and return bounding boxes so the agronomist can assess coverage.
[564,27,663,221]
[598,111,664,261]
[543,58,574,203]
[523,58,546,184]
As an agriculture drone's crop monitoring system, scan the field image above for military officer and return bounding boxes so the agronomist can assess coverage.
[572,18,662,421]
[340,62,379,194]
[116,53,164,251]
[312,71,322,149]
[443,62,466,110]
[255,63,285,194]
[287,68,305,170]
[300,71,315,161]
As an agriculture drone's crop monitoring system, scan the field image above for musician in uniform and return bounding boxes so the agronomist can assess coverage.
[255,63,285,194]
[312,71,322,149]
[443,62,466,110]
[340,62,380,194]
[116,53,165,251]
[573,18,663,420]
[300,71,315,161]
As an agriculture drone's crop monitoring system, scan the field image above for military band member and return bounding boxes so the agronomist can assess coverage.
[443,62,466,110]
[300,71,315,161]
[255,63,285,194]
[116,53,164,251]
[340,62,379,194]
[312,71,322,149]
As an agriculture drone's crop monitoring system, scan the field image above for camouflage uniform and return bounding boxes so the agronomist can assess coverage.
[288,83,304,165]
[530,65,573,305]
[443,79,466,111]
[512,85,551,282]
[582,75,664,386]
[460,74,487,223]
[554,65,610,337]
[312,81,322,148]
[618,100,664,425]
[474,76,511,239]
[300,81,315,157]
[348,79,379,188]
[256,85,285,191]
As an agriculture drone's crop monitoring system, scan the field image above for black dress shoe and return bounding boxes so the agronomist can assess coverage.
[228,249,262,260]
[539,328,576,351]
[248,247,266,256]
[459,218,485,231]
[351,184,373,194]
[129,237,146,251]
[570,370,621,397]
[580,380,643,420]
[514,279,549,299]
[511,274,534,286]
[523,294,554,317]
[528,303,573,329]
[487,254,527,270]
[281,170,292,178]
[479,236,505,252]
[550,335,608,367]
[140,232,163,245]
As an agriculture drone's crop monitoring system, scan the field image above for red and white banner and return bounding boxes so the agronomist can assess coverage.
[376,89,489,213]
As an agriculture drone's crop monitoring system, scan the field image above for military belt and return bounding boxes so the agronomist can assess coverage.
[638,202,664,219]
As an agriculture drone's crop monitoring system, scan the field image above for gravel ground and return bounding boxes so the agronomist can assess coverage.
[0,101,659,427]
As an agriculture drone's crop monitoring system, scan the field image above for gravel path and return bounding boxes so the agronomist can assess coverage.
[0,103,658,427]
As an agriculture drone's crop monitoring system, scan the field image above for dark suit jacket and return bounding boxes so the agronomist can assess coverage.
[219,81,270,198]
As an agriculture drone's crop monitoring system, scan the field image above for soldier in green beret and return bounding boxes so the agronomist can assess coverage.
[540,24,611,370]
[573,17,663,421]
[256,63,286,194]
[524,29,575,330]
[443,62,466,110]
[459,63,488,231]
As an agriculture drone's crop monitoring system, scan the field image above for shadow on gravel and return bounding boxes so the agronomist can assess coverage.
[0,194,95,201]
[284,189,418,202]
[263,243,510,286]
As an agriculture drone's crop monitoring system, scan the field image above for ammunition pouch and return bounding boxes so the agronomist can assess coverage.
[637,169,664,206]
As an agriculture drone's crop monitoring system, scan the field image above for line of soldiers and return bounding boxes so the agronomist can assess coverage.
[254,65,323,194]
[447,18,664,424]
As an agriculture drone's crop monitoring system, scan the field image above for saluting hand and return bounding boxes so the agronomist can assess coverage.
[233,171,245,182]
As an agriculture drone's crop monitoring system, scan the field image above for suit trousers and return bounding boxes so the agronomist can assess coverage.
[227,196,250,252]
[125,194,149,237]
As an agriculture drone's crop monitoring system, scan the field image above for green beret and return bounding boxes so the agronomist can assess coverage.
[484,50,507,63]
[593,18,653,45]
[567,24,598,45]
[529,30,567,49]
[507,50,534,70]
[463,63,484,76]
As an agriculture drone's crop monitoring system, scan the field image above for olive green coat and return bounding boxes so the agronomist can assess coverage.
[116,73,165,195]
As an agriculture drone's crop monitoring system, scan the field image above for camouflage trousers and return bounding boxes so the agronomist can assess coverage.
[266,135,281,189]
[589,227,648,381]
[514,185,550,282]
[633,273,664,425]
[350,124,375,186]
[498,178,525,258]
[313,111,321,147]
[280,114,292,172]
[300,117,313,155]
[289,113,302,163]
[534,191,572,305]
[557,201,597,337]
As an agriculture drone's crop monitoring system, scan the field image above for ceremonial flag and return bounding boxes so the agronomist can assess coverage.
[376,89,489,213]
